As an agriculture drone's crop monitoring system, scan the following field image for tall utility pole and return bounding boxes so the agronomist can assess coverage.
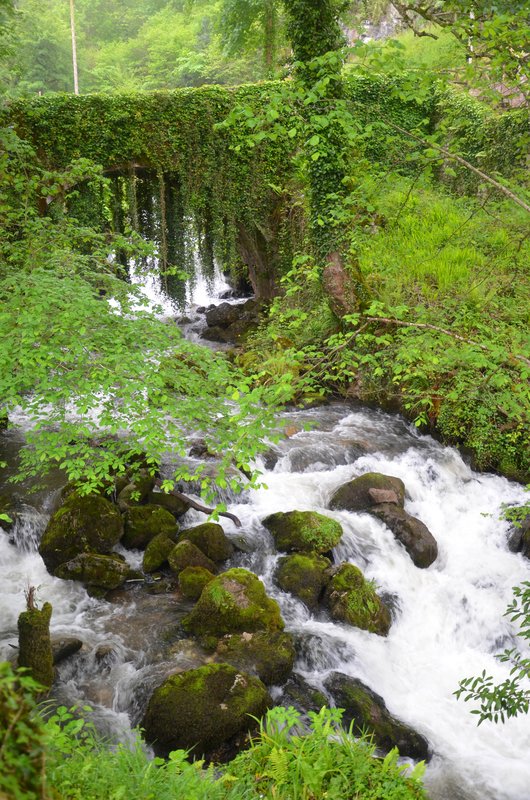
[69,0,79,94]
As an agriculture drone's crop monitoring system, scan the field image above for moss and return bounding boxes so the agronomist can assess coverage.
[168,539,217,576]
[214,631,295,685]
[177,523,234,562]
[116,470,156,511]
[178,566,216,599]
[329,473,405,512]
[142,532,177,573]
[122,505,178,550]
[17,602,54,690]
[324,563,391,636]
[39,492,123,572]
[141,663,272,757]
[275,553,331,609]
[146,490,190,517]
[182,568,284,646]
[263,511,343,553]
[54,553,129,589]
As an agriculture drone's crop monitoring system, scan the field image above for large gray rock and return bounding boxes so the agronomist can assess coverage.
[54,552,130,589]
[330,472,405,512]
[370,504,438,568]
[324,671,430,761]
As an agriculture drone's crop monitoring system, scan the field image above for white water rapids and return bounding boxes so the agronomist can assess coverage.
[1,276,529,800]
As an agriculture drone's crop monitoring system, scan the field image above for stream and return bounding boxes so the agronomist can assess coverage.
[1,270,529,800]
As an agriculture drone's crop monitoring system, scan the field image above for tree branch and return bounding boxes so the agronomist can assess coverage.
[154,479,242,527]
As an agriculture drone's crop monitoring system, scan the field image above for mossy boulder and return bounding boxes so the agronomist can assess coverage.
[278,675,328,718]
[324,671,430,761]
[275,553,331,609]
[178,566,216,600]
[142,663,272,757]
[178,523,234,562]
[168,540,217,576]
[122,505,178,550]
[330,472,405,512]
[263,511,343,554]
[323,563,391,636]
[370,504,438,568]
[17,602,54,690]
[146,490,191,518]
[142,532,177,573]
[182,568,284,647]
[116,470,156,511]
[39,492,123,572]
[214,631,295,685]
[54,553,130,589]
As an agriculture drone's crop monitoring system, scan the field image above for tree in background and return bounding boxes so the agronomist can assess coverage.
[219,0,284,76]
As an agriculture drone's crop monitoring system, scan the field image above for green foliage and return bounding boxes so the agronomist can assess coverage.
[456,582,530,723]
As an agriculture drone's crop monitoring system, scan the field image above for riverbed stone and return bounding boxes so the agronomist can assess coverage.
[329,472,405,512]
[178,522,234,562]
[51,636,83,665]
[178,566,216,599]
[182,568,284,648]
[116,470,156,511]
[54,552,130,590]
[263,510,343,554]
[275,553,331,609]
[142,532,177,573]
[122,505,178,550]
[214,631,296,685]
[146,490,191,518]
[277,674,328,718]
[142,663,271,758]
[324,671,430,761]
[370,504,438,568]
[39,492,123,572]
[323,563,391,635]
[168,539,217,576]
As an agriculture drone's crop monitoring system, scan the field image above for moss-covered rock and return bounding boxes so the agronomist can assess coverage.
[116,470,156,511]
[324,563,391,636]
[275,553,331,609]
[278,674,328,718]
[214,631,295,685]
[54,553,130,590]
[122,505,178,550]
[324,671,430,761]
[182,568,284,647]
[147,490,191,518]
[39,492,123,572]
[263,511,343,554]
[17,602,54,690]
[142,532,177,573]
[178,566,216,599]
[178,522,234,562]
[370,504,438,568]
[142,663,272,757]
[329,472,405,512]
[168,539,217,576]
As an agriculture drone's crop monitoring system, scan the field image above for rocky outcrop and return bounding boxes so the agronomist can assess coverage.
[324,672,430,761]
[122,505,178,549]
[182,568,284,648]
[323,563,391,635]
[142,664,271,758]
[506,510,530,558]
[277,674,328,718]
[202,299,260,344]
[214,631,296,685]
[54,553,130,590]
[329,472,405,512]
[275,553,331,609]
[369,504,438,568]
[39,492,123,572]
[177,523,234,562]
[263,510,343,554]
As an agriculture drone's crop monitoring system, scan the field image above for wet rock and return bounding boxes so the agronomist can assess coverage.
[52,637,83,665]
[182,568,284,648]
[275,553,331,609]
[39,492,123,572]
[146,490,191,518]
[263,510,343,554]
[330,472,405,512]
[142,663,271,758]
[116,470,156,511]
[506,511,530,558]
[18,602,54,690]
[122,505,178,550]
[214,631,295,685]
[142,531,178,573]
[178,522,234,563]
[178,566,216,599]
[168,540,217,576]
[324,671,430,761]
[203,299,260,344]
[370,504,438,568]
[277,674,327,717]
[54,553,130,590]
[323,563,391,636]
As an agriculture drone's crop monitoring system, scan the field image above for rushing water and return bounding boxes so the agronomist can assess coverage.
[1,275,529,800]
